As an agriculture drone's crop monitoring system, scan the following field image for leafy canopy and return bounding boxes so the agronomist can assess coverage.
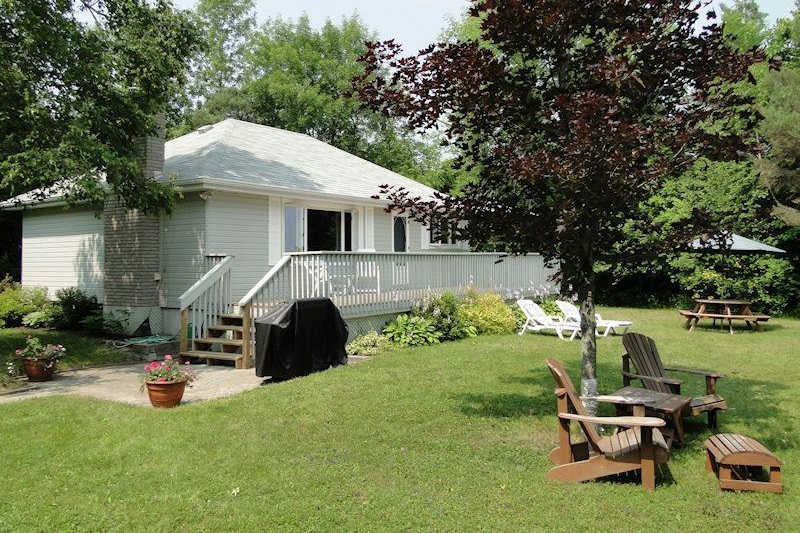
[172,10,466,191]
[0,0,202,214]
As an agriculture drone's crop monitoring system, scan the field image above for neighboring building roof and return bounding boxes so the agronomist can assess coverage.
[689,233,786,255]
[164,118,439,202]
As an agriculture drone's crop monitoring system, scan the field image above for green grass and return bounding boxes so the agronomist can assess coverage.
[0,328,136,375]
[1,308,798,531]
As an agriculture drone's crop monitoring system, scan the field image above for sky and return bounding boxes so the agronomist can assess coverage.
[172,0,470,53]
[167,0,795,54]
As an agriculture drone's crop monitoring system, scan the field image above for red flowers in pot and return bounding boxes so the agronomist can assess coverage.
[142,355,196,408]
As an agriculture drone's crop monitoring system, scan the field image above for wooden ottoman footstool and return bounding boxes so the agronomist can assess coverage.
[705,433,782,493]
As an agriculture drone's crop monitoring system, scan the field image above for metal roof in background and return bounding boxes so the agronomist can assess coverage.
[689,233,786,255]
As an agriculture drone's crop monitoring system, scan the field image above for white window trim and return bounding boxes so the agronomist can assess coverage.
[282,203,356,253]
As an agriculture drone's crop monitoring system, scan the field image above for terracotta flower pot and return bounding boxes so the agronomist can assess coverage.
[145,380,187,408]
[19,358,56,382]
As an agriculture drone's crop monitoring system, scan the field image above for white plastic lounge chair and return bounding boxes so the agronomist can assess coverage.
[517,299,581,341]
[555,300,632,337]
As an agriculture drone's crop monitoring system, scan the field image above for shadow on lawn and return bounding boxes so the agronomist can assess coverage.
[455,360,795,452]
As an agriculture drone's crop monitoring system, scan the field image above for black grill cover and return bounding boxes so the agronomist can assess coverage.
[254,298,348,380]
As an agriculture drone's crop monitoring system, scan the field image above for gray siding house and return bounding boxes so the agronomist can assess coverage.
[10,119,476,336]
[10,119,556,367]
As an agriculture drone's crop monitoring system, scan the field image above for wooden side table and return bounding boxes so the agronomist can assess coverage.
[605,386,692,444]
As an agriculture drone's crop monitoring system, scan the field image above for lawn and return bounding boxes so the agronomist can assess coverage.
[1,308,797,531]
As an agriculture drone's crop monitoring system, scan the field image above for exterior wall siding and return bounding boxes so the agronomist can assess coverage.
[205,192,269,301]
[161,193,207,308]
[373,209,393,252]
[21,207,105,299]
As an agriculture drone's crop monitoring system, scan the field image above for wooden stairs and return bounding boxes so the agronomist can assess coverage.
[180,313,251,369]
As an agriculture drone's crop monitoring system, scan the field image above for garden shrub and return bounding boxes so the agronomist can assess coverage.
[80,309,129,337]
[55,287,100,329]
[22,304,61,329]
[346,331,393,356]
[459,292,517,335]
[383,314,441,347]
[412,291,476,341]
[0,285,49,327]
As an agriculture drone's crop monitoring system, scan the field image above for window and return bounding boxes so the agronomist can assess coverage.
[284,206,352,252]
[393,217,407,252]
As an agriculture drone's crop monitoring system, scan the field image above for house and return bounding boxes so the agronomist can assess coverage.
[8,119,556,366]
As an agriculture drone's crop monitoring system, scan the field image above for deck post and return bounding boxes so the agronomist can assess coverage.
[241,303,252,368]
[179,308,189,355]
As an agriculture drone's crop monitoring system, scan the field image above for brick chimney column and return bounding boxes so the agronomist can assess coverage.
[102,116,165,334]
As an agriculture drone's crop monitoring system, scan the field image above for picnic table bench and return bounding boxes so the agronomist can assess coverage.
[705,433,783,493]
[679,299,770,334]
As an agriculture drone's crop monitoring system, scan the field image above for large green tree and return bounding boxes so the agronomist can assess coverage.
[0,0,201,214]
[187,0,256,100]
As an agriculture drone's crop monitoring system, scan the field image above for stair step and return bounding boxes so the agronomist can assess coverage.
[208,325,243,332]
[181,350,242,362]
[219,313,243,320]
[194,337,243,347]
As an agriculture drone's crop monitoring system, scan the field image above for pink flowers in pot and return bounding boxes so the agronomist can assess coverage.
[13,337,66,369]
[142,355,196,386]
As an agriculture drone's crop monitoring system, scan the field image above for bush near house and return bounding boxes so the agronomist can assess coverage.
[0,285,128,337]
[345,331,394,356]
[383,314,441,347]
[0,285,49,327]
[412,291,477,341]
[459,292,517,335]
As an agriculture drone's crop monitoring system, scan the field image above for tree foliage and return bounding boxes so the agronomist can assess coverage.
[171,11,466,192]
[189,0,256,100]
[354,0,761,396]
[0,0,202,213]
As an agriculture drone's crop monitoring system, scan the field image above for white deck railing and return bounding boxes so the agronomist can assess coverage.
[238,252,558,324]
[178,255,234,354]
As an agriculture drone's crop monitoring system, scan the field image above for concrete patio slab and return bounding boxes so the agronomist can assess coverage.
[0,363,265,407]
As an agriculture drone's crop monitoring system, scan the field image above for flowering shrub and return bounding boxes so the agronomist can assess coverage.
[412,291,477,341]
[13,335,65,369]
[142,355,196,385]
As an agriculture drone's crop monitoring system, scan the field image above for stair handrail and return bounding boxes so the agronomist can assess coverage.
[238,254,291,308]
[179,255,235,310]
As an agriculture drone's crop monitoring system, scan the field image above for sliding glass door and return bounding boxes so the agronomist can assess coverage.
[284,206,352,252]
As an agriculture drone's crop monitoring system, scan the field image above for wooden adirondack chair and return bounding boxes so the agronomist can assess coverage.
[545,358,671,490]
[622,332,728,428]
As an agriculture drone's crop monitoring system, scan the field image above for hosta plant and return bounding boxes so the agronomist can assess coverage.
[383,314,441,347]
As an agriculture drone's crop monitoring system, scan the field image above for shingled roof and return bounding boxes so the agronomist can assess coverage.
[164,118,439,202]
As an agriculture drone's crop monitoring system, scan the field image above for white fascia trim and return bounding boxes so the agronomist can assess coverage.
[2,198,71,211]
[177,178,393,208]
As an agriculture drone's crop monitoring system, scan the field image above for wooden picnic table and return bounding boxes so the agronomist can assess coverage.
[679,298,770,334]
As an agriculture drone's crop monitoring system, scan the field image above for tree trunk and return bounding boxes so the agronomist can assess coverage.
[579,291,598,414]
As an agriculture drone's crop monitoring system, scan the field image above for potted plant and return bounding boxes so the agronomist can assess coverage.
[13,336,65,382]
[141,355,196,408]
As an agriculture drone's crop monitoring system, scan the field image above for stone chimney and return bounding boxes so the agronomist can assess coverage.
[102,116,165,334]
